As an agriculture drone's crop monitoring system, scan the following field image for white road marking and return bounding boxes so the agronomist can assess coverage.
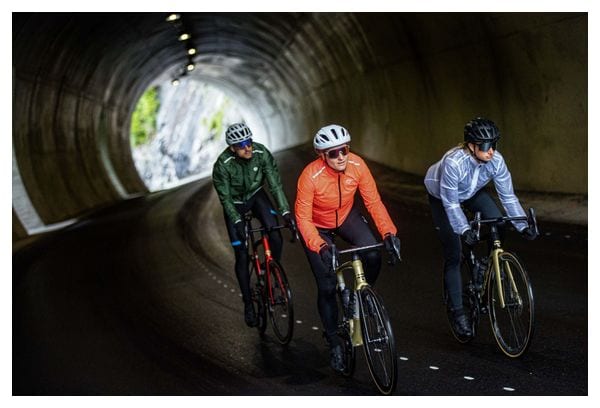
[464,376,475,380]
[429,366,439,370]
[399,357,408,361]
[503,387,515,392]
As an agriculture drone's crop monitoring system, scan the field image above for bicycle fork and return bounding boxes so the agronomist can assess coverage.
[490,247,521,309]
[337,257,368,347]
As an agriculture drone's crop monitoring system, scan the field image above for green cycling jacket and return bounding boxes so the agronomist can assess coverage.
[212,142,290,224]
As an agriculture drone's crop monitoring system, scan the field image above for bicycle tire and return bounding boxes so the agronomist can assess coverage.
[487,251,534,357]
[266,261,294,345]
[336,289,356,378]
[249,264,267,334]
[358,286,398,395]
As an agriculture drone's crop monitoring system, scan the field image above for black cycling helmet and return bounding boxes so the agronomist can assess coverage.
[464,117,500,151]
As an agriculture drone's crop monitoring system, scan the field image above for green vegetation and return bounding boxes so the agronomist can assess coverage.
[130,86,160,146]
[202,99,229,141]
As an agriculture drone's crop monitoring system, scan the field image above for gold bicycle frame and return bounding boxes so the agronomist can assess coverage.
[336,259,369,346]
[487,240,521,309]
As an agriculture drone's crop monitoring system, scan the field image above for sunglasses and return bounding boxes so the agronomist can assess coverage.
[234,138,253,149]
[477,141,497,152]
[325,145,349,159]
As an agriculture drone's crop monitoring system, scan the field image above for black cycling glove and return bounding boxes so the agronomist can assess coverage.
[283,212,295,226]
[384,233,401,260]
[319,244,339,271]
[521,227,538,241]
[234,221,246,240]
[462,229,479,246]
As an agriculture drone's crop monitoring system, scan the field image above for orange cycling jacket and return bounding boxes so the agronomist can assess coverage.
[295,152,397,253]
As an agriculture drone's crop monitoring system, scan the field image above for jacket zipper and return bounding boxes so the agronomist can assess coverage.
[335,173,342,228]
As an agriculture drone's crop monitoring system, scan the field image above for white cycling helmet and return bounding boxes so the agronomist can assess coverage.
[225,123,252,145]
[313,124,351,151]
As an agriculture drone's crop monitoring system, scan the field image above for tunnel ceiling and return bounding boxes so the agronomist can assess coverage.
[12,12,587,239]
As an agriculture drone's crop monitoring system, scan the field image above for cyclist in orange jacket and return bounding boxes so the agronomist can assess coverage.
[295,124,401,373]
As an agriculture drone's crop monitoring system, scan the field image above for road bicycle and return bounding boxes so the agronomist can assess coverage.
[245,212,299,345]
[448,208,538,357]
[331,240,401,395]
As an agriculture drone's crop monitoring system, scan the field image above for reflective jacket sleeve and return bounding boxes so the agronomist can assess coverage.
[356,158,397,238]
[295,169,327,253]
[439,159,470,235]
[492,155,528,231]
[262,147,291,216]
[212,161,241,224]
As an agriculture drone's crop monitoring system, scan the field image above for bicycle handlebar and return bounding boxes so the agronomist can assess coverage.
[470,207,538,240]
[246,220,300,243]
[331,241,401,270]
[337,242,384,254]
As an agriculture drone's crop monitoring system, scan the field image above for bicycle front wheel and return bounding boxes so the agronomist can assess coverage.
[487,251,534,357]
[358,286,398,395]
[266,261,294,345]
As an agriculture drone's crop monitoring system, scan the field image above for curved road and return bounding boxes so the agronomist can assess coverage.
[13,146,587,395]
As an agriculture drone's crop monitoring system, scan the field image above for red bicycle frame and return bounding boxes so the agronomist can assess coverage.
[247,223,287,307]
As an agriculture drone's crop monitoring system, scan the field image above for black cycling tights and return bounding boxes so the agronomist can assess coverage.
[428,189,504,312]
[224,189,282,305]
[301,206,381,347]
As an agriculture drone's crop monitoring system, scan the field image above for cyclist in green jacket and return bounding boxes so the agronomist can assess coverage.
[212,123,294,327]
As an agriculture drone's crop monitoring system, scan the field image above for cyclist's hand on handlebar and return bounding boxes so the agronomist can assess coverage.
[283,212,294,226]
[319,244,339,272]
[462,229,479,246]
[234,221,245,240]
[521,226,539,241]
[283,212,300,242]
[384,233,402,263]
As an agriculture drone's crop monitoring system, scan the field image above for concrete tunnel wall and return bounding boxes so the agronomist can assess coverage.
[12,12,587,240]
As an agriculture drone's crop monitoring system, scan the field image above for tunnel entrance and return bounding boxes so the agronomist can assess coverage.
[130,79,246,191]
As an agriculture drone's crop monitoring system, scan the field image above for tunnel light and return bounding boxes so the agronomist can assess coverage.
[186,63,195,72]
[166,14,180,22]
[171,79,180,86]
[178,33,190,41]
[187,48,196,55]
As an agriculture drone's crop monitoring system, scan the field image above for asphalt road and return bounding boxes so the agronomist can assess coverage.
[13,146,588,395]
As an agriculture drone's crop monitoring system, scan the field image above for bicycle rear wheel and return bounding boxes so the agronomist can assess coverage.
[249,264,267,334]
[266,261,294,344]
[358,286,398,395]
[487,251,534,357]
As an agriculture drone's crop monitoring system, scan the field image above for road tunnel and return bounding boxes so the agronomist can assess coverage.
[12,12,587,239]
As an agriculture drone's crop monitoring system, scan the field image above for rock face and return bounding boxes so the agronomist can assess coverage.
[131,81,244,191]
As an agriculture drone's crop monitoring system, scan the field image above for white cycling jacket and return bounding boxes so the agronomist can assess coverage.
[424,147,528,235]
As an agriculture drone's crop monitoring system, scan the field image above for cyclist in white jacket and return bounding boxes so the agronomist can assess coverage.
[424,117,538,341]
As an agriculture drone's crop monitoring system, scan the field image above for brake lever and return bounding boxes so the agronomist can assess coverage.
[528,208,539,236]
[289,220,300,243]
[331,243,338,272]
